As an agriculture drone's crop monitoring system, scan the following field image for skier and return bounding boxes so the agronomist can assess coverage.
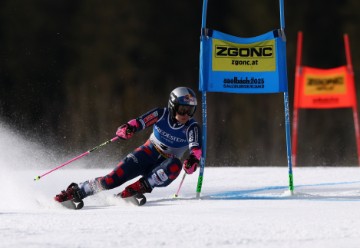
[54,86,202,205]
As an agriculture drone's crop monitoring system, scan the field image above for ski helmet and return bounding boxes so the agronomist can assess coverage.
[168,87,197,118]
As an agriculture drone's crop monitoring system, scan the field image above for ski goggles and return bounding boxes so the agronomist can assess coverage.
[176,105,196,116]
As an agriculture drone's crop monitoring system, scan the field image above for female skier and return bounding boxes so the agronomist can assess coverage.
[55,86,202,204]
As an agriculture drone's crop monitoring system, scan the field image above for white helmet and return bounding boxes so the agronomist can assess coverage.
[168,87,197,118]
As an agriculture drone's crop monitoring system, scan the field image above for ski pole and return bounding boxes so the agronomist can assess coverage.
[34,136,119,181]
[173,173,186,198]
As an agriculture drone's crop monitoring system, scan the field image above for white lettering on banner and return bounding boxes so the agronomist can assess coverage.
[155,126,186,143]
[157,169,168,182]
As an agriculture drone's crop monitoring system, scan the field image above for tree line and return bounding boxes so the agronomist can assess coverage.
[1,0,360,167]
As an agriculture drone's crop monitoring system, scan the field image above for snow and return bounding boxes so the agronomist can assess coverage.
[1,123,360,248]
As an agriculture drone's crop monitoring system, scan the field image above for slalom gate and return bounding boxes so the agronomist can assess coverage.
[292,31,360,166]
[196,0,294,198]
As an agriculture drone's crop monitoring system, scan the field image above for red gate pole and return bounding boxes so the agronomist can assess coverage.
[344,34,360,166]
[292,31,303,166]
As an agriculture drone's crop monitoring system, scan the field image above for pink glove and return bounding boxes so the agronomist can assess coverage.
[183,155,199,174]
[116,119,138,140]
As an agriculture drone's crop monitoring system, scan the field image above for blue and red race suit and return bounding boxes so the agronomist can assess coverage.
[80,107,201,196]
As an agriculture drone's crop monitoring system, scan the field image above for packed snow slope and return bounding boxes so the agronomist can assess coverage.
[1,122,360,248]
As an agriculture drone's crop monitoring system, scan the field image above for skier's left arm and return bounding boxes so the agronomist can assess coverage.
[183,123,202,174]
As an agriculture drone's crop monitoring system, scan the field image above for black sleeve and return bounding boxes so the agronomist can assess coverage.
[136,107,166,130]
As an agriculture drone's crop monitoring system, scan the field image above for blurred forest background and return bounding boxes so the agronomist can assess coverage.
[1,0,360,167]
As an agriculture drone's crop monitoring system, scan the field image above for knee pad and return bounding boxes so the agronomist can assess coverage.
[147,158,182,187]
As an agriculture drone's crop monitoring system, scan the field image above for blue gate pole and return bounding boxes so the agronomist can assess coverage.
[196,0,209,198]
[280,0,294,192]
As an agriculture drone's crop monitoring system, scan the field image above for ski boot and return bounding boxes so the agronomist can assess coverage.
[54,183,85,210]
[120,177,152,198]
[117,178,152,206]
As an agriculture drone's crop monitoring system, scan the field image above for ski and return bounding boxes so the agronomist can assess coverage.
[124,193,147,206]
[55,193,146,210]
[57,199,84,210]
[115,193,147,206]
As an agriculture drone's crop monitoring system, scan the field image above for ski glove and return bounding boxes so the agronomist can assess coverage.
[116,119,138,140]
[183,154,199,174]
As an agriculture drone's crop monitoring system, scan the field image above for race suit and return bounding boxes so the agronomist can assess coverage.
[80,107,201,196]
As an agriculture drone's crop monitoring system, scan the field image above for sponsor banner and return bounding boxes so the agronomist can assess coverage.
[213,39,276,72]
[296,66,356,109]
[200,29,288,94]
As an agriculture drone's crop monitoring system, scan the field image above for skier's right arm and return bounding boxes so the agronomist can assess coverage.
[136,107,165,129]
[116,119,139,140]
[116,108,165,140]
